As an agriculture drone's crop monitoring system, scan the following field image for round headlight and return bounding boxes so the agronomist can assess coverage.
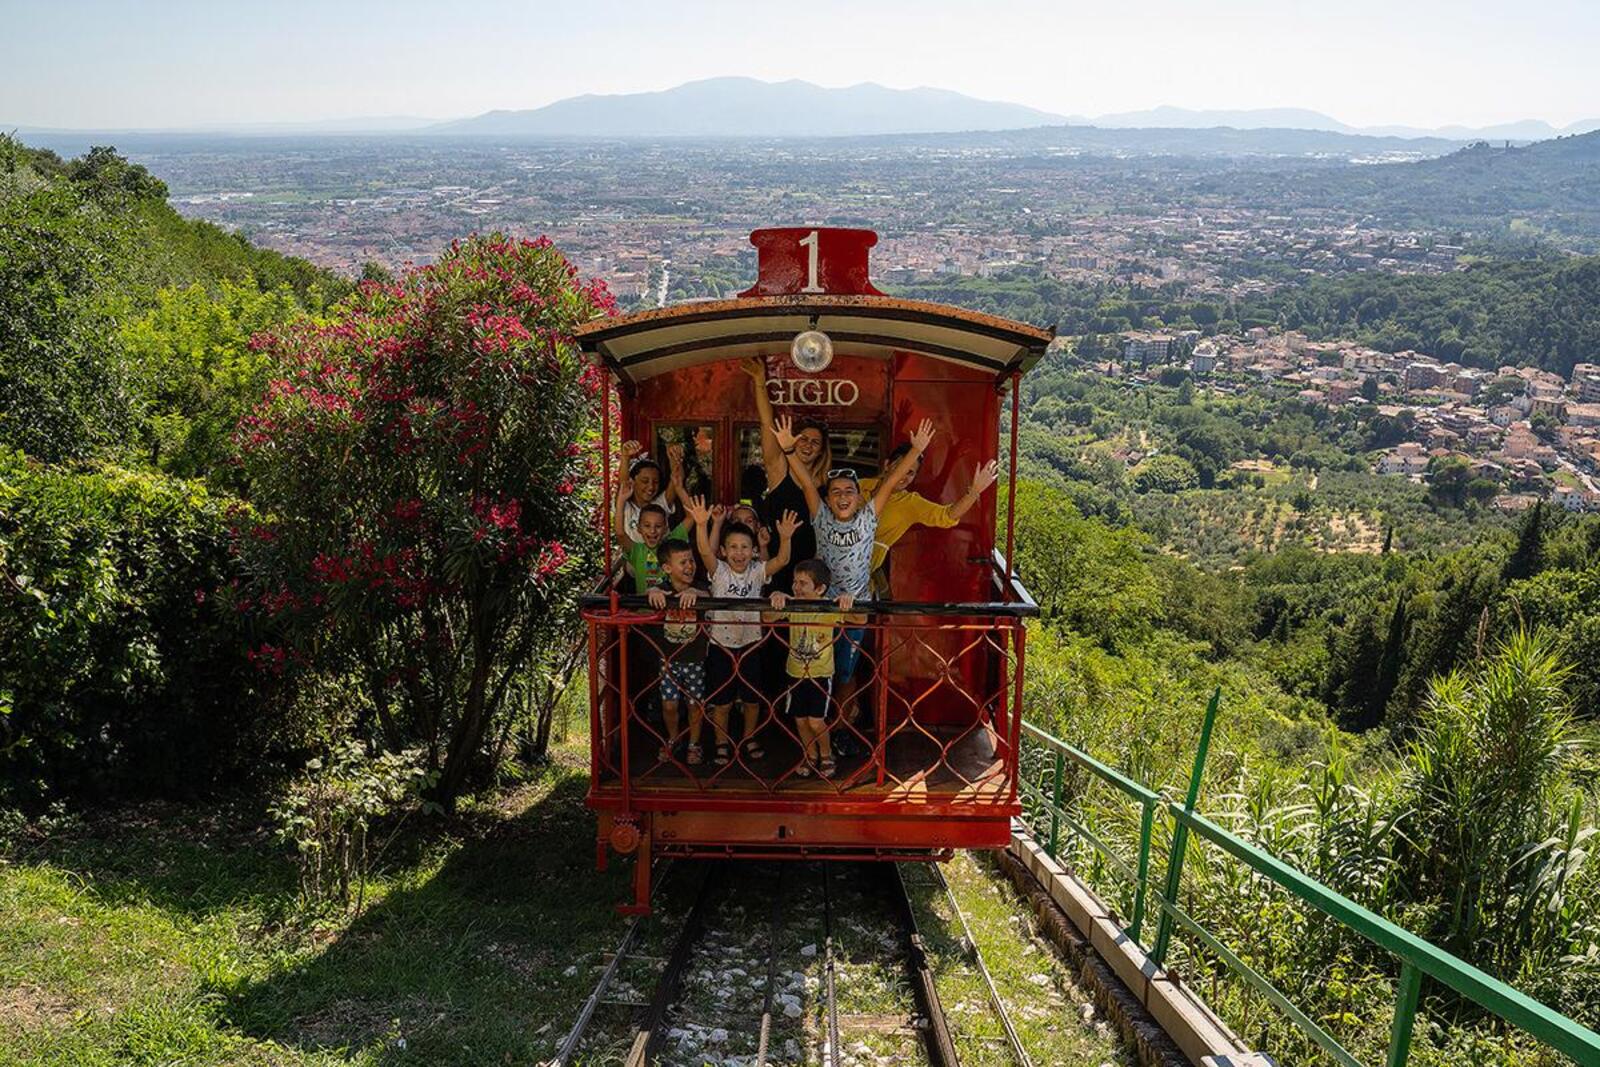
[790,329,834,373]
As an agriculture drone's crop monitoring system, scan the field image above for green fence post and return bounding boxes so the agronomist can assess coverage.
[1047,750,1064,859]
[1130,798,1155,944]
[1386,961,1423,1067]
[1152,687,1221,967]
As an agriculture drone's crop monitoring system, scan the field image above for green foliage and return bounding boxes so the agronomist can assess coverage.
[0,135,342,471]
[1011,481,1165,649]
[0,451,285,805]
[1252,257,1600,378]
[908,251,1600,379]
[0,140,132,462]
[118,281,309,481]
[1400,631,1597,993]
[1502,500,1546,583]
[1131,453,1198,494]
[271,742,434,910]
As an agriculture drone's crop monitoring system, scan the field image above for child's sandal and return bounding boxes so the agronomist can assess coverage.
[687,744,703,765]
[819,756,837,777]
[795,761,813,778]
[713,743,732,765]
[743,739,766,760]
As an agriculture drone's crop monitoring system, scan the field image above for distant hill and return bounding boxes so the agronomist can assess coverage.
[1250,130,1600,249]
[957,124,1465,158]
[1091,106,1357,133]
[427,77,1068,137]
[1085,106,1600,142]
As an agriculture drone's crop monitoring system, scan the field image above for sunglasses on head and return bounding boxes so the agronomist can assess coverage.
[827,467,858,480]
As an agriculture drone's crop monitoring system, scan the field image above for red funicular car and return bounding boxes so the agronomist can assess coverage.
[576,227,1049,911]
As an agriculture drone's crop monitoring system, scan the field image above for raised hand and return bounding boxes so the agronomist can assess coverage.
[740,356,767,382]
[685,494,711,525]
[667,442,685,470]
[647,587,667,609]
[775,509,801,540]
[972,458,1001,494]
[758,525,772,552]
[621,439,643,460]
[773,413,797,453]
[769,591,789,610]
[711,503,727,521]
[909,418,936,454]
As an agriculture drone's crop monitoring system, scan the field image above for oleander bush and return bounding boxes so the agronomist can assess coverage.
[232,234,613,806]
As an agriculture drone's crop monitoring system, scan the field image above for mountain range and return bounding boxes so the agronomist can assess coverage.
[14,79,1598,143]
[426,78,1062,138]
[426,80,1600,142]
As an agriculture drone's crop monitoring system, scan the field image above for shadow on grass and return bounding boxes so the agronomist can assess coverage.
[221,769,634,1065]
[15,798,300,920]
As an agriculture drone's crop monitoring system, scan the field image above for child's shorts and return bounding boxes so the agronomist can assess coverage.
[784,676,832,720]
[705,643,762,705]
[660,659,705,704]
[833,627,868,683]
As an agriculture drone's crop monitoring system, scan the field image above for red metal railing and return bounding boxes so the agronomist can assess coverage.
[583,562,1034,812]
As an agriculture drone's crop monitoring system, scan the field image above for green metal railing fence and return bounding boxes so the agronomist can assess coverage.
[1018,691,1600,1067]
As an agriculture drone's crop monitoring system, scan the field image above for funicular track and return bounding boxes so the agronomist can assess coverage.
[548,859,1036,1067]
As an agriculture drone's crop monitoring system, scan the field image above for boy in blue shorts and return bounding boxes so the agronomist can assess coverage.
[646,540,708,764]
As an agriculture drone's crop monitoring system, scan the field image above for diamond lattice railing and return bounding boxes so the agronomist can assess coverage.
[586,605,1022,803]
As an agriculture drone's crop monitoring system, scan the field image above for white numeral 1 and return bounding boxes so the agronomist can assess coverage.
[799,230,823,292]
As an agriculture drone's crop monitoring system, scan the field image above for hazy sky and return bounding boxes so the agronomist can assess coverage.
[4,0,1597,129]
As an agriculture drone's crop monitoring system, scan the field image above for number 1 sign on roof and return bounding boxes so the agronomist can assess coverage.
[738,227,886,297]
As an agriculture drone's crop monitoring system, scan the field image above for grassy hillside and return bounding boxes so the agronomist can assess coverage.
[6,138,344,305]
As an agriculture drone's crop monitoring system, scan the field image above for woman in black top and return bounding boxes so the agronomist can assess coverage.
[742,358,831,594]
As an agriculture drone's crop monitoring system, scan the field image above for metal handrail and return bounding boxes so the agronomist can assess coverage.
[1019,720,1158,942]
[1019,713,1600,1067]
[1021,721,1159,805]
[580,592,1039,618]
[1171,804,1600,1065]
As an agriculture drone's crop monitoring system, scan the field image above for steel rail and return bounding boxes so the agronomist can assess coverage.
[889,863,963,1067]
[623,862,723,1067]
[754,864,784,1067]
[545,859,676,1067]
[928,862,1034,1067]
[821,864,842,1067]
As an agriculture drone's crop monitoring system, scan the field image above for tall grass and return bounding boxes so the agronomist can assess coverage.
[1024,625,1600,1064]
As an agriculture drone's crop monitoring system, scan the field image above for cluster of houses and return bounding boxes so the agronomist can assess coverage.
[1112,329,1600,512]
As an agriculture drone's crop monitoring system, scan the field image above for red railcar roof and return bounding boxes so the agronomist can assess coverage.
[575,293,1053,385]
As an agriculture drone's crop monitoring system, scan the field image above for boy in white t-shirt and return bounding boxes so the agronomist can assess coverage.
[684,495,799,766]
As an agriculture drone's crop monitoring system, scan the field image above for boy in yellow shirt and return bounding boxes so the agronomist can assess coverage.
[769,559,854,778]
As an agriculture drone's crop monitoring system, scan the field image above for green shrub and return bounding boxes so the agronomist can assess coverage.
[0,451,289,804]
